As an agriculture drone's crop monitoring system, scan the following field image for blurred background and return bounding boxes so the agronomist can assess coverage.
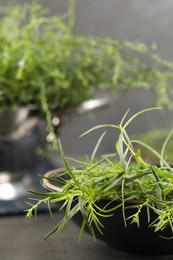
[35,0,173,156]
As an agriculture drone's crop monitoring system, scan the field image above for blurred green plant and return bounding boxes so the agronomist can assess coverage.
[0,1,173,113]
[0,0,173,149]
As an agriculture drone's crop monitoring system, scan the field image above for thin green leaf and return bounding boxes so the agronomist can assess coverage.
[123,107,162,129]
[78,197,96,239]
[58,139,84,191]
[132,139,173,173]
[78,219,87,241]
[27,190,65,198]
[80,124,118,138]
[120,108,130,126]
[161,128,173,166]
[91,131,106,162]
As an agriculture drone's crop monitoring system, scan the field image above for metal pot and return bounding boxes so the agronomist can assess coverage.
[0,95,112,213]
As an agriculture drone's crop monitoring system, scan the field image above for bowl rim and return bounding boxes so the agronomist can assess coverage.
[42,168,65,192]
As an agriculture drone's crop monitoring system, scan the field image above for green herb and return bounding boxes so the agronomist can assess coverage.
[1,1,173,148]
[26,107,173,241]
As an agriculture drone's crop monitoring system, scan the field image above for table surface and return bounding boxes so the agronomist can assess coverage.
[1,211,173,260]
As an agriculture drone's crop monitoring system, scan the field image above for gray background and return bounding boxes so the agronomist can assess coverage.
[3,0,173,156]
[50,0,173,157]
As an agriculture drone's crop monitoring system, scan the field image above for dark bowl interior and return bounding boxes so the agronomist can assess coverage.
[72,199,173,255]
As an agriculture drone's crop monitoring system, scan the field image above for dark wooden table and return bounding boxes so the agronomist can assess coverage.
[0,212,172,260]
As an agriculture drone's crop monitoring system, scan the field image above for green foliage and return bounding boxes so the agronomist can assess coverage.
[0,1,173,114]
[138,128,173,163]
[26,107,173,240]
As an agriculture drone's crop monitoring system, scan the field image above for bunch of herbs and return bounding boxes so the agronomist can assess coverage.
[26,107,173,241]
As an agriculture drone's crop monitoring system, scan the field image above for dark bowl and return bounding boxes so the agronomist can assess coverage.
[43,168,173,255]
